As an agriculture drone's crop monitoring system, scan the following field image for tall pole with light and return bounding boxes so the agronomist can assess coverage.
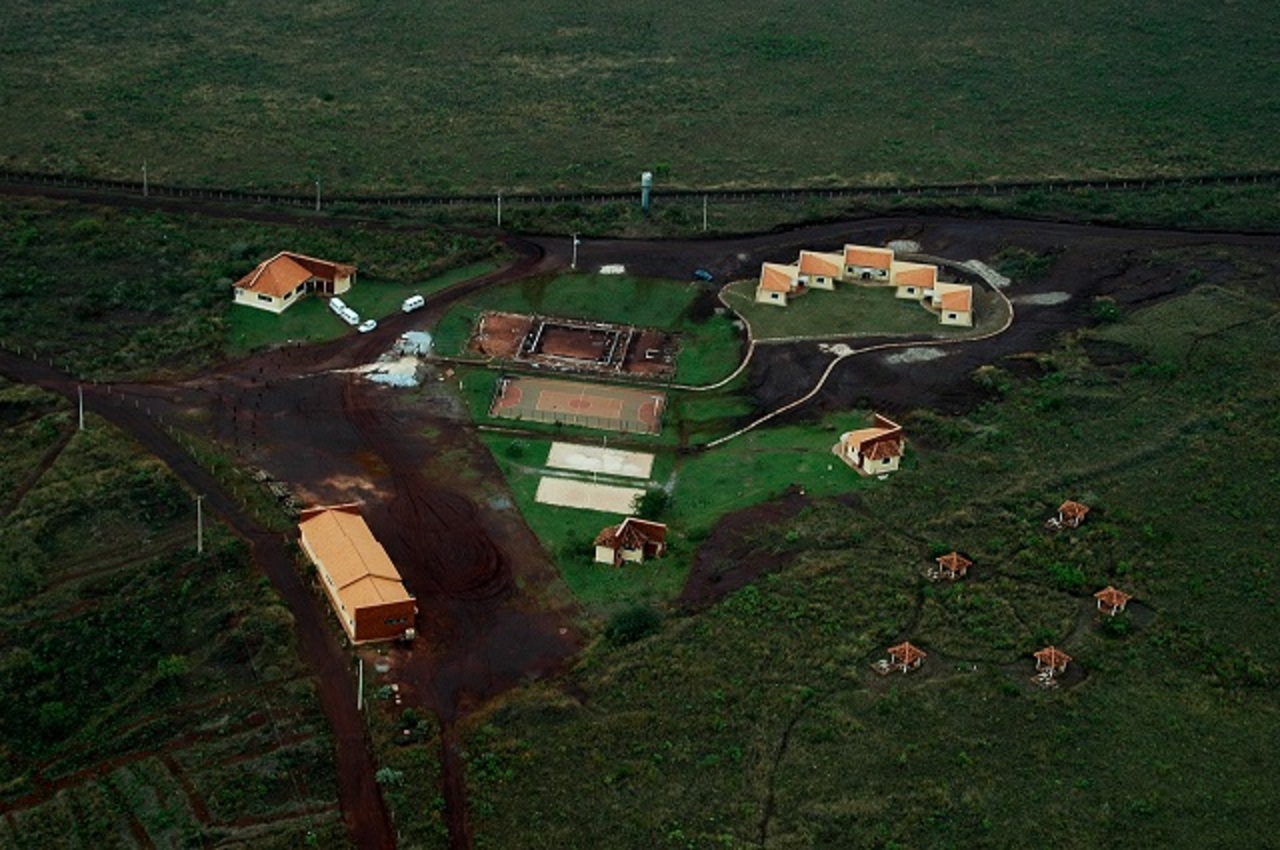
[571,233,581,270]
[315,179,321,212]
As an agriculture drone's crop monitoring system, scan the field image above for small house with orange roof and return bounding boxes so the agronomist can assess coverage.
[841,244,894,282]
[834,413,904,476]
[1094,586,1133,617]
[233,251,356,314]
[594,517,668,566]
[298,504,417,644]
[932,282,974,327]
[935,551,973,581]
[886,642,927,673]
[891,261,938,299]
[1054,500,1090,529]
[1033,645,1072,675]
[796,250,844,291]
[755,262,801,306]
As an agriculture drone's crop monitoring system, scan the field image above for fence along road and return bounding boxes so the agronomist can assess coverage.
[1,168,1278,213]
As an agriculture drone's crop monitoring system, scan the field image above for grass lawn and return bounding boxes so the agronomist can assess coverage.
[5,2,1277,194]
[459,270,1280,847]
[723,278,982,341]
[227,259,499,356]
[437,273,745,385]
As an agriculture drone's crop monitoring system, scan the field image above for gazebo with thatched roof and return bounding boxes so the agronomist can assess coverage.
[1094,586,1133,617]
[935,551,973,581]
[1033,645,1072,676]
[1056,500,1090,529]
[887,642,928,674]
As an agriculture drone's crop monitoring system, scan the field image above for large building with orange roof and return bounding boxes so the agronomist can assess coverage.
[891,261,939,298]
[233,251,356,314]
[842,245,894,281]
[933,282,974,327]
[298,504,417,644]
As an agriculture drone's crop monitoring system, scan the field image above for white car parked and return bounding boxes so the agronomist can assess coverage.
[358,319,378,334]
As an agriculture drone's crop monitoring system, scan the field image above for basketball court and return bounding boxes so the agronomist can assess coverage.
[490,376,665,435]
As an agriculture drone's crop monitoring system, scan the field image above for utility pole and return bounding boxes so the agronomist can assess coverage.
[497,193,502,227]
[142,162,149,197]
[315,179,321,212]
[571,233,581,270]
[196,495,204,554]
[357,659,364,711]
[703,195,708,232]
[77,385,84,431]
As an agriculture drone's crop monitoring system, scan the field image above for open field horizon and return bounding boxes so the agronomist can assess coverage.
[4,1,1278,194]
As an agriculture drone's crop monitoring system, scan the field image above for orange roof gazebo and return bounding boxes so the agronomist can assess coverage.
[936,551,973,580]
[1033,645,1072,674]
[1057,500,1090,528]
[887,642,927,673]
[1094,586,1133,616]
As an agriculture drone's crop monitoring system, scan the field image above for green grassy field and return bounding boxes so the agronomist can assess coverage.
[4,2,1278,194]
[0,198,496,378]
[0,381,348,848]
[458,271,1280,847]
[435,273,743,386]
[227,260,498,356]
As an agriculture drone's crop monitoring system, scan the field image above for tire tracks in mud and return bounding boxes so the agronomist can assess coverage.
[0,351,396,850]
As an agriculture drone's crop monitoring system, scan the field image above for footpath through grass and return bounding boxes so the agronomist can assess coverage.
[460,272,1280,847]
[0,383,348,847]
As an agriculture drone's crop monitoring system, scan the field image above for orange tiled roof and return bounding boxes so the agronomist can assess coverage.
[595,517,668,549]
[892,261,938,287]
[937,552,972,573]
[937,285,973,312]
[1094,586,1132,608]
[1034,645,1072,670]
[842,414,903,458]
[844,245,894,269]
[798,251,843,277]
[1059,500,1090,520]
[235,251,356,298]
[863,438,903,461]
[888,642,927,666]
[759,263,798,293]
[298,504,412,611]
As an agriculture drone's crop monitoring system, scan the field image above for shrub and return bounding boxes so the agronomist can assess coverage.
[605,605,662,646]
[632,489,671,521]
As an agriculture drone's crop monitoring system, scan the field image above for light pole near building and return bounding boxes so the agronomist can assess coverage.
[315,179,321,212]
[497,193,503,227]
[196,495,204,555]
[571,233,581,270]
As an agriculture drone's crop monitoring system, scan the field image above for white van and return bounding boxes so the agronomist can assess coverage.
[329,297,347,315]
[402,294,425,313]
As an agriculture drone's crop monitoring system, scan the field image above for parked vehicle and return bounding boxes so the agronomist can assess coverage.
[339,307,360,326]
[693,269,715,282]
[402,294,425,313]
[358,319,378,334]
[329,297,347,314]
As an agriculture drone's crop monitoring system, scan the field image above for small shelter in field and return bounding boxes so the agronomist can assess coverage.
[1033,645,1072,676]
[233,251,356,314]
[1049,500,1090,530]
[885,642,927,674]
[1094,586,1133,617]
[834,413,904,476]
[298,504,416,644]
[755,262,801,306]
[933,551,973,581]
[594,517,668,566]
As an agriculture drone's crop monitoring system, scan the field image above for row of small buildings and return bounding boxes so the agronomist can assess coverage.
[755,244,974,327]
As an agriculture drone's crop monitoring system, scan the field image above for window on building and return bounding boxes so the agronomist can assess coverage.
[947,313,957,320]
[882,458,891,464]
[257,294,273,303]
